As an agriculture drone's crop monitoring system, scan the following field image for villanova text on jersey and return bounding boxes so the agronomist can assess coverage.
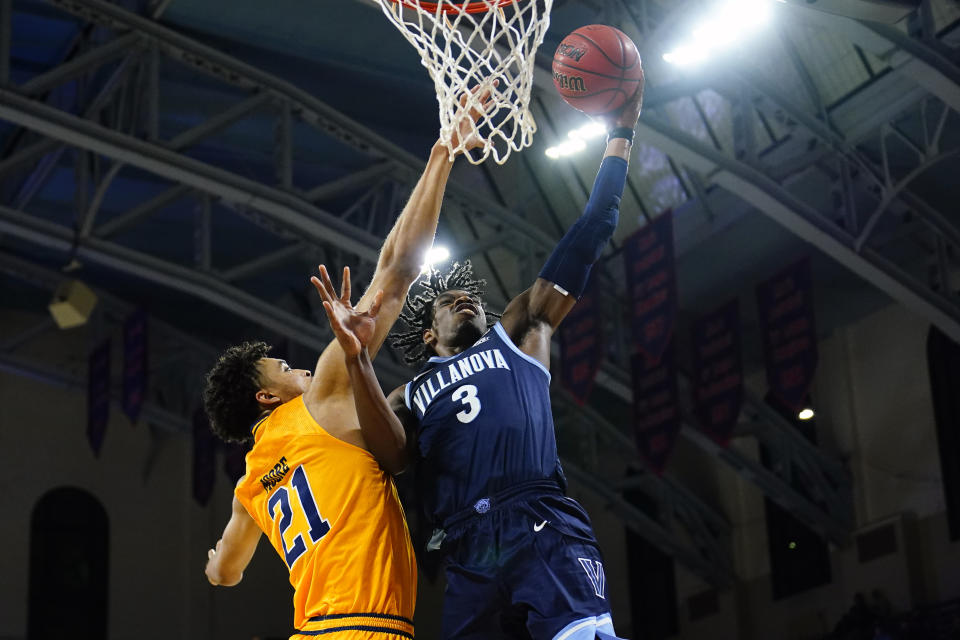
[404,323,565,525]
[409,347,511,415]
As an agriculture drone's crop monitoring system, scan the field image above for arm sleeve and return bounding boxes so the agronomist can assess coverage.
[537,155,628,299]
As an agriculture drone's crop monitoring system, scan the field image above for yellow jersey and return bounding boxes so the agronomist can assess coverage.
[235,395,417,637]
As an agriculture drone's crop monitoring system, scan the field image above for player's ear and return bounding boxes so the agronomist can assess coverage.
[255,389,281,408]
[423,328,437,350]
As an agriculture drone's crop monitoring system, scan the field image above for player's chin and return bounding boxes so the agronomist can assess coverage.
[455,314,486,337]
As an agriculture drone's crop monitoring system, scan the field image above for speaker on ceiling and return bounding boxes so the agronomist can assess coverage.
[48,280,98,329]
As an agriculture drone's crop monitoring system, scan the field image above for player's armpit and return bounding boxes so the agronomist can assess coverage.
[497,280,576,369]
[205,495,262,587]
[500,279,577,335]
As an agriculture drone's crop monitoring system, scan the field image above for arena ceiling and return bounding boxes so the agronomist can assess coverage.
[2,0,959,585]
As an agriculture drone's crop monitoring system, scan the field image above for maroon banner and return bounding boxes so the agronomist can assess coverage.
[623,211,677,363]
[632,342,680,475]
[756,258,818,412]
[122,310,148,423]
[692,299,743,447]
[559,286,603,405]
[192,408,216,507]
[87,339,111,456]
[223,441,249,484]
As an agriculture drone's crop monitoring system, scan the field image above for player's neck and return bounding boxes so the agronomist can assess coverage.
[432,343,470,358]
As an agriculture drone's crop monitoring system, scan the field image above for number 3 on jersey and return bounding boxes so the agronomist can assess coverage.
[267,466,330,568]
[453,384,482,423]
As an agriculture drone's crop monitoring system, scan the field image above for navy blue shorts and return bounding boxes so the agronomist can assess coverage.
[437,487,616,640]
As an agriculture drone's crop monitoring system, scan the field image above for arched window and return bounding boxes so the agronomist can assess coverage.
[28,487,108,639]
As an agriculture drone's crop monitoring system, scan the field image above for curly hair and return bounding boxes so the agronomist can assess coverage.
[390,261,499,366]
[202,341,271,443]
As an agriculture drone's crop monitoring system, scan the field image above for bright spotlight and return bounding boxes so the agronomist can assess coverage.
[664,0,773,67]
[798,408,815,420]
[569,122,608,141]
[422,246,450,272]
[545,137,588,159]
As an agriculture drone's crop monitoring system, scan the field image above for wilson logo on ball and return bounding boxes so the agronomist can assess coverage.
[553,71,586,93]
[555,43,587,62]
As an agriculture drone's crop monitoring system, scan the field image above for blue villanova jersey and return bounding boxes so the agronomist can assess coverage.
[404,322,565,525]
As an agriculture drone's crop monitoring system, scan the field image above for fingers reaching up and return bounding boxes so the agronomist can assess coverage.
[310,265,383,358]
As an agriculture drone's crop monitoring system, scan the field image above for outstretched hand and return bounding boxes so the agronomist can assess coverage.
[311,265,383,358]
[599,69,645,131]
[450,79,499,152]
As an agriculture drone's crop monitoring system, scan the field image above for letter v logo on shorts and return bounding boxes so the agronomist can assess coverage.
[578,558,606,599]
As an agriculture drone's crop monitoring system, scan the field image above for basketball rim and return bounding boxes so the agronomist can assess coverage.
[388,0,517,14]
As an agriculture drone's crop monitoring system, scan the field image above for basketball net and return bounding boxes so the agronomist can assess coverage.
[377,0,553,165]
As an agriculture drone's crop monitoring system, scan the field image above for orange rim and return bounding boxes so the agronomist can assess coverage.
[390,0,516,14]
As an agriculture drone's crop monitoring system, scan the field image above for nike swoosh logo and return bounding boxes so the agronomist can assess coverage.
[533,520,548,532]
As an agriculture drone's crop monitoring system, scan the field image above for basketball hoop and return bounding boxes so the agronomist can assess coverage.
[377,0,553,165]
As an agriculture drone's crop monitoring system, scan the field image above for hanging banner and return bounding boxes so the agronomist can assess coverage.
[559,286,603,405]
[223,441,249,485]
[692,299,743,447]
[87,339,111,456]
[122,310,148,424]
[192,408,216,507]
[623,211,677,362]
[756,258,818,412]
[632,342,680,475]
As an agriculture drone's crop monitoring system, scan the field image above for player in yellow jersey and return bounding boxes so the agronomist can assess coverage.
[202,87,493,640]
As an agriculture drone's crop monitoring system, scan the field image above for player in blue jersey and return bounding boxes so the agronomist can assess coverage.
[373,80,645,640]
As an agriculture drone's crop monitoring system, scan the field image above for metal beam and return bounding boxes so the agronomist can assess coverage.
[637,114,960,344]
[166,91,271,151]
[0,204,414,386]
[0,139,60,178]
[18,32,142,97]
[49,0,559,253]
[221,243,304,282]
[304,162,397,202]
[0,88,383,263]
[2,317,56,352]
[777,3,960,114]
[11,53,137,211]
[95,184,191,238]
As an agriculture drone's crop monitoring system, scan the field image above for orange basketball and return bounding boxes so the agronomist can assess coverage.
[552,25,643,115]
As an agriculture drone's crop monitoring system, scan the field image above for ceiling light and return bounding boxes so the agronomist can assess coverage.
[664,0,773,67]
[569,122,608,141]
[545,137,588,159]
[798,408,815,420]
[422,246,450,272]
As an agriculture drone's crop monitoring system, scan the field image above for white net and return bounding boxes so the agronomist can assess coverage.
[376,0,553,165]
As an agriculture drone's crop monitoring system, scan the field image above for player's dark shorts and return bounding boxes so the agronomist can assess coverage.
[435,480,617,640]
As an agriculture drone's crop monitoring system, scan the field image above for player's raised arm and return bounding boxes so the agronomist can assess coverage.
[205,492,262,587]
[305,85,495,403]
[312,265,411,474]
[499,79,644,361]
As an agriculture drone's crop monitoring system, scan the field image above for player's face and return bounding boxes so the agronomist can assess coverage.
[428,289,487,349]
[255,357,312,406]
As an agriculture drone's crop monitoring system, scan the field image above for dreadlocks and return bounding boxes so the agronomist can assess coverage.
[390,261,500,366]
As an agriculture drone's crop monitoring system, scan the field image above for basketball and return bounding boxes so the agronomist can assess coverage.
[552,25,643,116]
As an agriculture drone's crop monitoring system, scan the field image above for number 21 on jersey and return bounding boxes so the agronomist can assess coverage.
[267,466,330,568]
